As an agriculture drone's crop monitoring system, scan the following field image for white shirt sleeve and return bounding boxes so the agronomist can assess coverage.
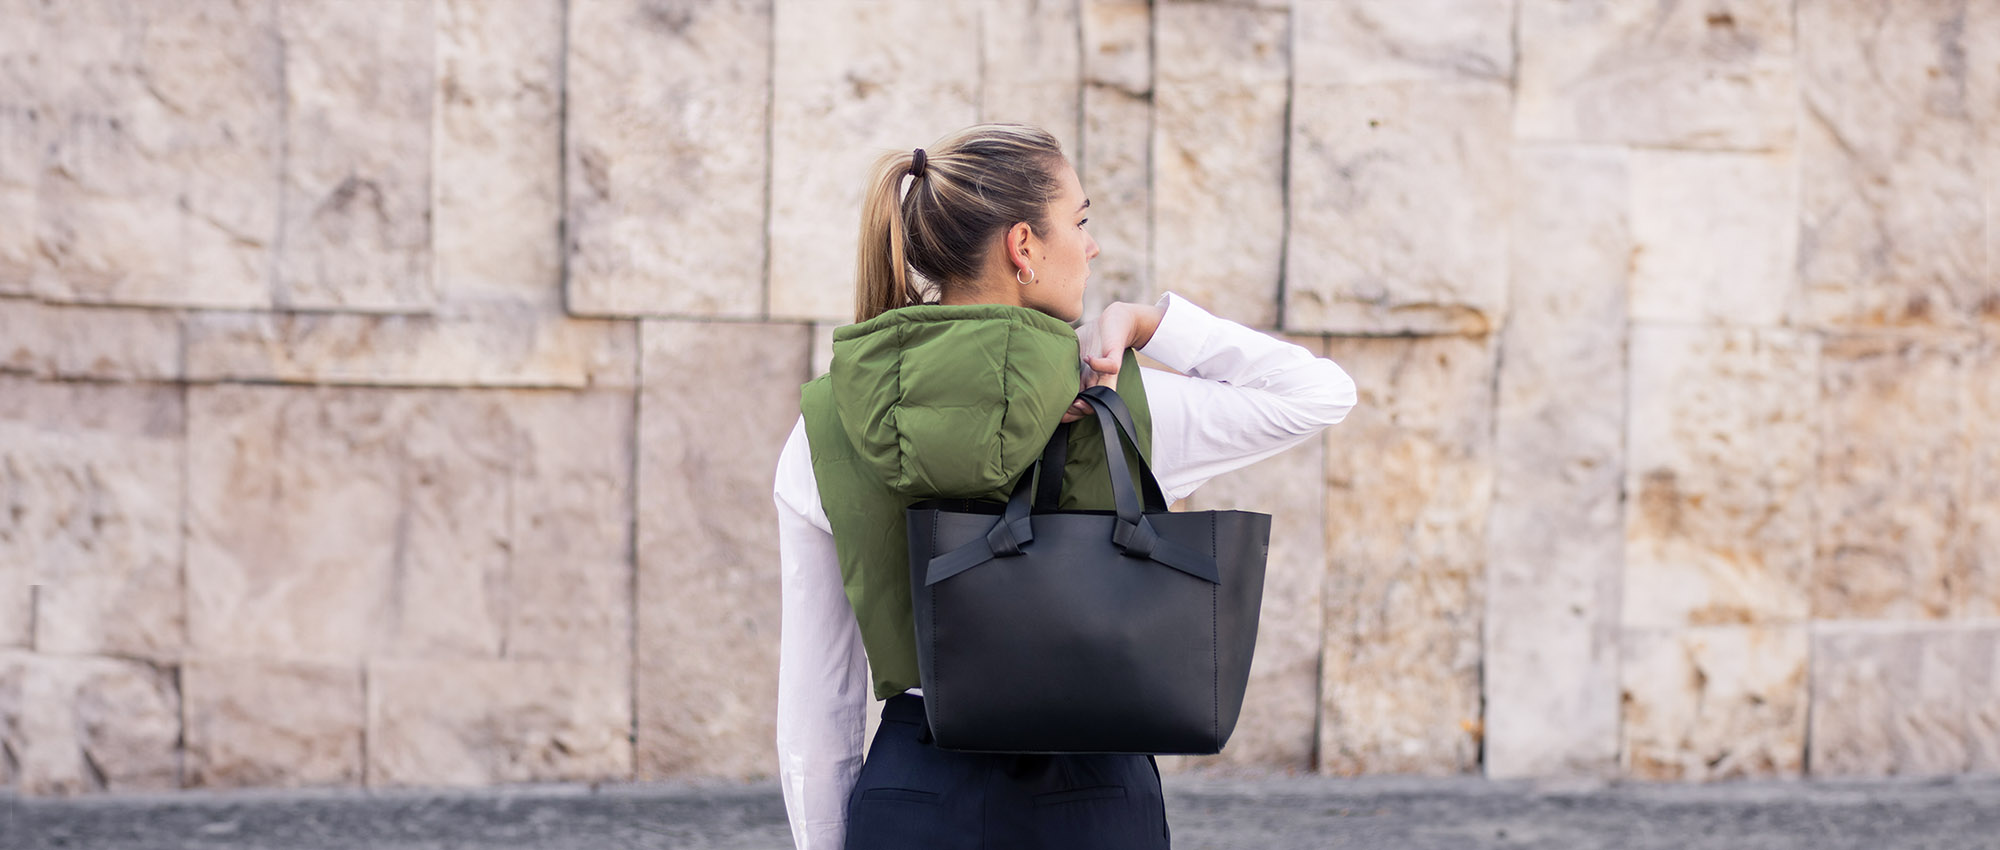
[772,293,1355,848]
[773,418,867,850]
[1135,291,1358,504]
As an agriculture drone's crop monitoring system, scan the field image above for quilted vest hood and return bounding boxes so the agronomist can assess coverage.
[826,303,1084,502]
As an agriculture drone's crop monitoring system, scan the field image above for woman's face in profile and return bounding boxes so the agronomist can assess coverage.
[1022,162,1100,323]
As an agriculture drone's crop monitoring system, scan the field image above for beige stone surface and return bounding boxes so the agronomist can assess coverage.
[183,659,362,788]
[1293,0,1514,86]
[1814,336,1968,621]
[1797,0,1989,328]
[188,386,512,663]
[1079,86,1153,317]
[1625,326,1817,628]
[0,0,41,296]
[811,321,839,378]
[1810,627,1968,777]
[367,658,631,786]
[1516,0,1795,149]
[1970,627,2000,773]
[1320,336,1491,775]
[767,0,980,322]
[1154,3,1287,329]
[1628,150,1798,326]
[0,298,180,381]
[1485,147,1626,779]
[436,0,564,308]
[1284,82,1510,335]
[0,651,180,794]
[565,0,768,318]
[30,0,279,310]
[1966,338,2000,618]
[1620,626,1808,780]
[183,385,635,667]
[981,0,1081,151]
[184,308,638,389]
[1177,338,1327,771]
[1081,0,1150,97]
[275,0,434,312]
[1076,0,1152,317]
[0,378,183,660]
[636,320,809,778]
[505,390,635,662]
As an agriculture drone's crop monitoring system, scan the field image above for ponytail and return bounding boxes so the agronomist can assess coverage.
[851,124,1068,323]
[855,151,924,322]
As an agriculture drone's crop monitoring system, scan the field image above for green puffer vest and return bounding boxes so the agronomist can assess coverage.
[799,304,1153,699]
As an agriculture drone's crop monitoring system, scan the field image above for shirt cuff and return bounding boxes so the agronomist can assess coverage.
[1137,291,1218,375]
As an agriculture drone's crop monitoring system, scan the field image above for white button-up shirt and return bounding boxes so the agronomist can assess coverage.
[771,293,1358,849]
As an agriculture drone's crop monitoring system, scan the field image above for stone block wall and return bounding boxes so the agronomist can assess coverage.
[1,0,1995,794]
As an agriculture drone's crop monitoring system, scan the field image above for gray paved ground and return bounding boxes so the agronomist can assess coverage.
[6,774,1999,850]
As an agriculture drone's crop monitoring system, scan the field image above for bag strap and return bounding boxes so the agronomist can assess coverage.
[1033,421,1070,511]
[1078,385,1167,513]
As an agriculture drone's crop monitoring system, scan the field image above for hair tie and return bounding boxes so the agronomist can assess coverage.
[910,148,927,179]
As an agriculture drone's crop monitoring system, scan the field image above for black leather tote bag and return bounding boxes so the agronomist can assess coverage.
[905,384,1271,754]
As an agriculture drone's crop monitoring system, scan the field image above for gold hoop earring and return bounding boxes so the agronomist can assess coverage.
[1016,267,1035,286]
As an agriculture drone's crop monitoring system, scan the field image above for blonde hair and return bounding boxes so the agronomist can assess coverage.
[854,124,1068,322]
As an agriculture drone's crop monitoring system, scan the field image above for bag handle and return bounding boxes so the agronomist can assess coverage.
[923,385,1219,586]
[1033,421,1070,511]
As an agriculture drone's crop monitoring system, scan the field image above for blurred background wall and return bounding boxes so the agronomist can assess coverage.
[1,0,1995,795]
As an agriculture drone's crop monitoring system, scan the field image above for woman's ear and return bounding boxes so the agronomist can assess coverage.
[1008,221,1037,269]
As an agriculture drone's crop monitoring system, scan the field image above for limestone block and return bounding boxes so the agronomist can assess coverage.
[1628,150,1798,326]
[367,658,631,786]
[505,390,635,662]
[1177,342,1326,771]
[0,298,180,381]
[31,0,279,310]
[187,385,516,662]
[0,651,180,795]
[436,0,565,308]
[1814,336,1968,620]
[1516,0,1795,149]
[184,308,638,389]
[1484,147,1626,779]
[1620,626,1808,780]
[1797,0,1989,328]
[1320,336,1492,775]
[1966,339,2000,618]
[183,659,362,788]
[811,321,838,378]
[0,378,183,660]
[565,0,768,318]
[1154,3,1287,329]
[1809,627,1968,777]
[1293,0,1513,86]
[1081,0,1150,96]
[1625,326,1818,628]
[1284,82,1510,335]
[1971,627,2000,772]
[981,0,1081,150]
[1079,86,1153,317]
[0,0,44,295]
[768,0,980,321]
[636,320,809,778]
[276,0,434,312]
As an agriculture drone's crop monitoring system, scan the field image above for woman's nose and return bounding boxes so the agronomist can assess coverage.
[1085,231,1100,260]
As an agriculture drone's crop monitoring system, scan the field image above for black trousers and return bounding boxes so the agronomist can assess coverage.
[843,694,1172,849]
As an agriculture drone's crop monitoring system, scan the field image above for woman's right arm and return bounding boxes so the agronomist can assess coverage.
[1124,293,1358,503]
[774,418,869,850]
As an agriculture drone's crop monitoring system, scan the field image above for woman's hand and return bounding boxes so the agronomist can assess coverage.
[1062,301,1166,423]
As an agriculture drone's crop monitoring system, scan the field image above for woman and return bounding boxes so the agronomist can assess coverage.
[773,124,1356,849]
